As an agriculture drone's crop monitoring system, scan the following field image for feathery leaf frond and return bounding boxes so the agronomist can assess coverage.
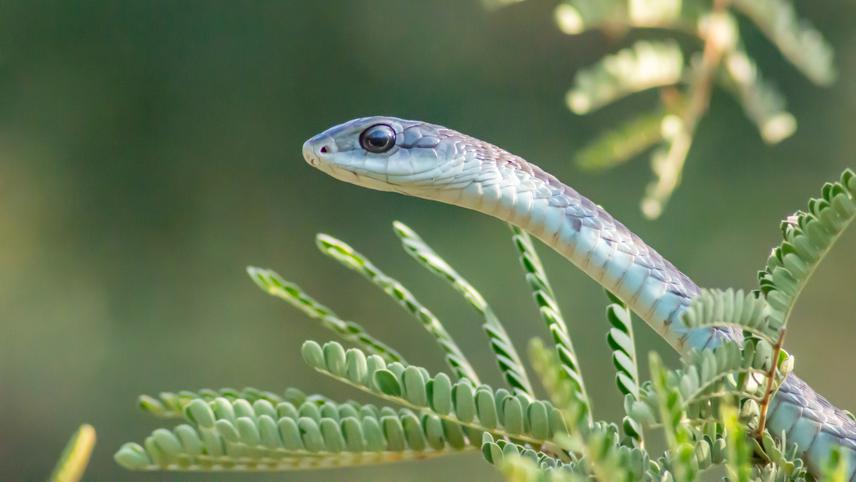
[636,340,790,422]
[759,169,856,329]
[752,429,807,479]
[138,387,327,419]
[731,0,836,86]
[604,293,644,447]
[481,432,577,475]
[661,421,727,475]
[566,40,684,114]
[315,234,480,383]
[301,340,566,447]
[550,0,836,218]
[498,454,585,482]
[682,288,779,343]
[720,48,796,144]
[247,266,403,363]
[119,170,856,478]
[555,423,651,482]
[528,338,590,432]
[575,109,666,172]
[393,221,534,396]
[553,0,702,35]
[116,395,471,471]
[511,226,590,421]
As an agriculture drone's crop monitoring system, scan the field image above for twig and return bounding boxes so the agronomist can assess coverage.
[643,1,732,218]
[757,328,787,437]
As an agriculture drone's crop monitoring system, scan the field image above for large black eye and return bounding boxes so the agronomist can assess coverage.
[359,124,396,153]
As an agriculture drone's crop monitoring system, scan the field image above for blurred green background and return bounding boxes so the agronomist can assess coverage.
[1,1,853,480]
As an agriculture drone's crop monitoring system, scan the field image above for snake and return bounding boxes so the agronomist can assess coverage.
[302,116,856,477]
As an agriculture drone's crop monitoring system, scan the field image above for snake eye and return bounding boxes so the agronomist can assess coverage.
[359,124,396,153]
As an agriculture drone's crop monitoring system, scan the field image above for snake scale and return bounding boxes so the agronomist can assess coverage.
[302,116,856,477]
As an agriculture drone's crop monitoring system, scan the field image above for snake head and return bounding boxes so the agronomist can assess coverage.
[302,116,469,196]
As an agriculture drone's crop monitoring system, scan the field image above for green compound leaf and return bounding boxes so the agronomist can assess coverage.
[566,40,684,114]
[732,0,836,86]
[758,169,856,330]
[575,109,666,172]
[667,421,727,475]
[527,338,589,433]
[555,421,651,482]
[483,432,584,481]
[301,340,566,448]
[650,421,733,480]
[498,453,586,482]
[720,48,796,144]
[122,170,856,478]
[314,233,480,383]
[510,226,591,422]
[141,387,332,420]
[116,395,471,471]
[648,352,696,482]
[682,288,779,344]
[753,428,807,479]
[636,340,788,421]
[604,293,644,447]
[553,0,702,35]
[247,266,403,364]
[605,294,639,400]
[393,221,534,397]
[544,0,837,220]
[554,0,622,35]
[722,403,752,482]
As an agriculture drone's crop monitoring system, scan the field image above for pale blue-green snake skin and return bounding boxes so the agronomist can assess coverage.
[303,116,856,477]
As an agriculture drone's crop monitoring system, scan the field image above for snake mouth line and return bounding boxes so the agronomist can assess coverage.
[315,162,408,193]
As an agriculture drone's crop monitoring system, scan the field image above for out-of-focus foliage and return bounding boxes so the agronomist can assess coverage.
[574,109,665,171]
[49,425,96,482]
[565,40,684,115]
[731,0,836,86]
[508,0,838,218]
[720,48,796,144]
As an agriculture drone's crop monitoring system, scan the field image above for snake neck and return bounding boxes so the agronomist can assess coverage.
[429,157,734,351]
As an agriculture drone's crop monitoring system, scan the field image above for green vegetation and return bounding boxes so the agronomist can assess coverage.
[115,170,854,480]
[544,0,835,218]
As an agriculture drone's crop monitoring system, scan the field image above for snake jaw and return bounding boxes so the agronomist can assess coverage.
[303,142,398,194]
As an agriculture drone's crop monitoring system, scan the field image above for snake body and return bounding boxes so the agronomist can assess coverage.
[303,116,856,476]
